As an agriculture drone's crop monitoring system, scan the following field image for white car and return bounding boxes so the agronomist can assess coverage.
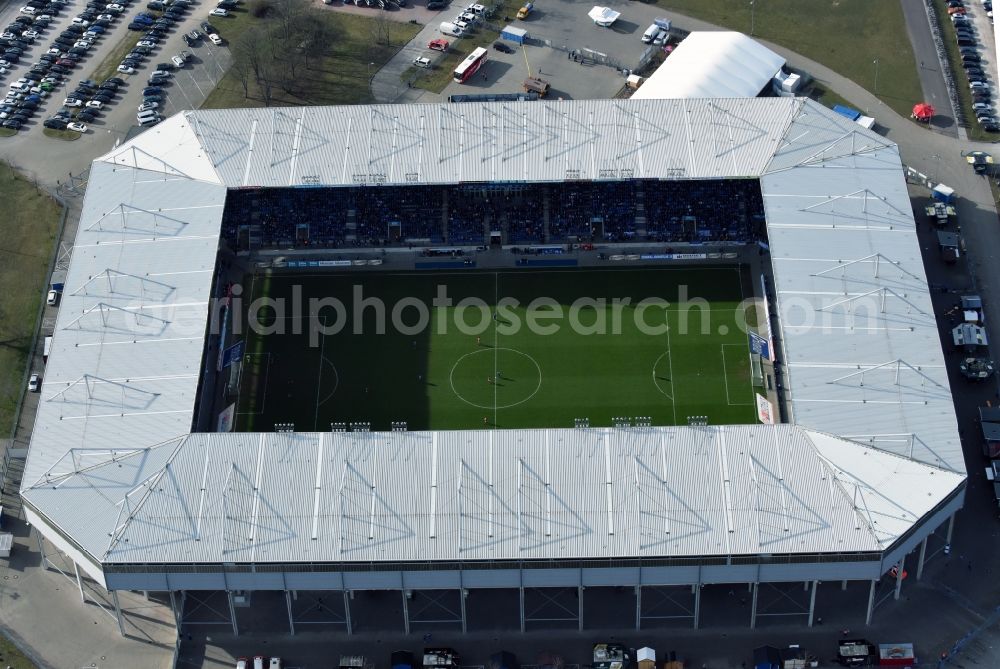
[28,373,41,392]
[73,41,92,49]
[105,3,125,10]
[137,39,156,47]
[71,17,90,25]
[19,6,37,14]
[46,48,61,55]
[85,100,102,108]
[413,56,431,68]
[63,97,82,106]
[67,121,87,132]
[22,29,39,38]
[137,101,158,111]
[117,64,136,74]
[209,7,227,15]
[98,12,114,20]
[170,55,185,66]
[208,32,222,45]
[0,32,14,40]
[46,289,59,305]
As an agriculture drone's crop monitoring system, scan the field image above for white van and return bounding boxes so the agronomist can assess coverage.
[440,21,463,36]
[641,23,661,44]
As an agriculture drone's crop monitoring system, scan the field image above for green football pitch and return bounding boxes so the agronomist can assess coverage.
[234,266,760,432]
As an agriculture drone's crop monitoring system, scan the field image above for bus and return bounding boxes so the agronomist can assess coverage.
[453,47,488,83]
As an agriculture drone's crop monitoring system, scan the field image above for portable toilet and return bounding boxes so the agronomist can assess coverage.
[932,183,955,203]
[501,25,528,43]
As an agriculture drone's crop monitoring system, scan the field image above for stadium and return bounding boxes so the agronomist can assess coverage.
[21,97,965,635]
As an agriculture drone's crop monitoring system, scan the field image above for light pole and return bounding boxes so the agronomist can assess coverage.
[873,58,880,96]
[750,0,755,36]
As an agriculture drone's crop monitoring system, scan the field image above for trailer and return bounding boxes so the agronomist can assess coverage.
[593,644,633,669]
[962,294,985,322]
[979,405,1000,457]
[877,643,915,667]
[953,322,988,351]
[937,230,960,263]
[959,356,995,380]
[986,461,1000,509]
[837,639,876,667]
[932,183,956,203]
[925,200,957,225]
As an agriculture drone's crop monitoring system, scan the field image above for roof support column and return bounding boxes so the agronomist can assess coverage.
[34,529,48,569]
[807,580,817,627]
[343,590,353,635]
[73,561,85,604]
[634,586,641,631]
[577,585,583,632]
[285,590,295,636]
[894,555,906,600]
[749,582,758,629]
[518,586,525,633]
[459,587,467,635]
[693,585,701,630]
[112,590,126,637]
[169,591,182,629]
[946,513,956,544]
[402,590,411,635]
[227,590,239,636]
[841,580,848,591]
[917,536,929,580]
[865,579,876,625]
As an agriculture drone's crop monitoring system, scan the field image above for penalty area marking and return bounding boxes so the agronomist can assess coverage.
[721,343,755,406]
[449,347,543,411]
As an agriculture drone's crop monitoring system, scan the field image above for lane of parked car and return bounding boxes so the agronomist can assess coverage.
[949,0,998,131]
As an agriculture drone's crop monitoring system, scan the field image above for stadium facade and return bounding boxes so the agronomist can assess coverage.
[21,97,965,634]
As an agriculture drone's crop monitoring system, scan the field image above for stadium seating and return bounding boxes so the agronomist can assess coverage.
[220,179,765,251]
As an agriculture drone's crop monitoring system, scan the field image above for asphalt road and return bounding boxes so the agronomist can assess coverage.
[900,0,960,136]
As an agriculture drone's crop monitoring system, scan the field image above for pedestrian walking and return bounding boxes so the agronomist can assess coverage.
[483,416,488,425]
[477,336,481,346]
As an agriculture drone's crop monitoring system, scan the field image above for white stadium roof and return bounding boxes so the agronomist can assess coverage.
[633,32,786,101]
[22,98,964,585]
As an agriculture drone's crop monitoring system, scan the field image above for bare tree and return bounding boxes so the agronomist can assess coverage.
[234,27,269,91]
[370,8,391,46]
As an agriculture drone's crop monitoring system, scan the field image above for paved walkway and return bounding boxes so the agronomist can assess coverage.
[900,0,960,136]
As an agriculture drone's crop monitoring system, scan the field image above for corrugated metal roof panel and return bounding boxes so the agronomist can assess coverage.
[96,425,937,565]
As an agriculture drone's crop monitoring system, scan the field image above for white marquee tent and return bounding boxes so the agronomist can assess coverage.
[633,31,785,100]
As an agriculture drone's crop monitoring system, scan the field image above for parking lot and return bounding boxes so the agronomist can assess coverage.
[0,0,232,154]
[373,0,680,103]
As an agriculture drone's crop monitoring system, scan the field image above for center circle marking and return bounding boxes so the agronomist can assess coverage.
[449,347,542,410]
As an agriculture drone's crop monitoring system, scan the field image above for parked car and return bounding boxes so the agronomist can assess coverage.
[28,373,41,392]
[209,8,227,15]
[208,32,222,45]
[66,120,86,132]
[200,20,217,32]
[116,63,135,73]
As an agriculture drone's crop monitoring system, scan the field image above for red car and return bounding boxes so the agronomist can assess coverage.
[428,38,449,52]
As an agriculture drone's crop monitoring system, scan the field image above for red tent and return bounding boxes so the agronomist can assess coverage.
[913,103,935,121]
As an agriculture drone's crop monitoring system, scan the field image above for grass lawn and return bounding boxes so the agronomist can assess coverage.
[0,633,36,669]
[202,11,420,108]
[0,164,60,434]
[929,0,999,141]
[88,28,147,86]
[41,128,80,140]
[653,0,922,119]
[236,267,758,432]
[401,25,500,93]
